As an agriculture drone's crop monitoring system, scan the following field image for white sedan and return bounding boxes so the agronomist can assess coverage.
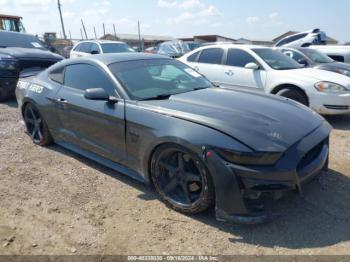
[179,44,350,115]
[70,40,135,58]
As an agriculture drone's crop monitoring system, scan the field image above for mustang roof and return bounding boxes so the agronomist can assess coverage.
[82,53,170,65]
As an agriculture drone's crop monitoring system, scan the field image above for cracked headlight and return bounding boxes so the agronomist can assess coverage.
[215,149,282,166]
[314,81,347,93]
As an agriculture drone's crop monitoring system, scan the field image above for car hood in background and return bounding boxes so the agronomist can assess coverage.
[283,68,350,89]
[140,88,325,152]
[315,62,350,76]
[0,47,63,60]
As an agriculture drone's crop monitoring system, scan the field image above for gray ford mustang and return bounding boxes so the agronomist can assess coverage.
[15,53,331,224]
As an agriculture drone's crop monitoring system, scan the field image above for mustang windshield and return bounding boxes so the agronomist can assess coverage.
[109,59,213,100]
[299,48,334,64]
[253,48,302,70]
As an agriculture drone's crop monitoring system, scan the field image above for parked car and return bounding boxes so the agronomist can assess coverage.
[0,31,63,101]
[144,46,159,54]
[179,44,350,115]
[279,47,350,77]
[185,41,201,51]
[310,45,350,64]
[157,40,190,58]
[15,53,331,224]
[274,29,327,48]
[70,40,134,58]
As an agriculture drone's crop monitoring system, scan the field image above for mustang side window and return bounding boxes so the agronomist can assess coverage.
[64,64,114,93]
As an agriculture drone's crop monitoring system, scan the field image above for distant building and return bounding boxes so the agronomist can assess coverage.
[235,38,273,46]
[272,31,338,45]
[180,35,236,44]
[100,33,173,48]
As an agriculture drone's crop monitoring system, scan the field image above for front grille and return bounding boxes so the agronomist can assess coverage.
[18,59,59,71]
[324,104,349,110]
[297,138,327,173]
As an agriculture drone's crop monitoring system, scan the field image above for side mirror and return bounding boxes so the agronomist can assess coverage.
[91,50,100,55]
[245,62,260,70]
[298,59,309,67]
[84,88,117,103]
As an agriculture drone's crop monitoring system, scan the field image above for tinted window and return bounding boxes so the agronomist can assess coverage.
[198,48,223,64]
[79,42,92,53]
[187,51,200,62]
[90,43,100,54]
[73,43,82,51]
[328,55,345,62]
[64,64,114,92]
[100,43,134,53]
[285,33,307,44]
[226,49,257,67]
[0,31,46,49]
[49,66,65,84]
[299,49,334,63]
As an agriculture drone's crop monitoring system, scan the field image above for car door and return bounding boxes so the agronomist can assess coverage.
[54,63,127,164]
[220,48,267,92]
[187,47,225,85]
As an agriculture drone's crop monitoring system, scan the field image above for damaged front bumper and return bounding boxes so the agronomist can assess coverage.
[206,121,331,224]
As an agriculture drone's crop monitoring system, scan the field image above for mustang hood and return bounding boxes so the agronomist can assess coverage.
[0,47,63,60]
[141,88,325,152]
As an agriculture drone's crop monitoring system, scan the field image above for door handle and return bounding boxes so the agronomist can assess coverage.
[225,70,234,76]
[56,98,68,104]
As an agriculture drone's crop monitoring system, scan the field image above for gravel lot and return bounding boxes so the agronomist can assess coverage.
[1,99,350,255]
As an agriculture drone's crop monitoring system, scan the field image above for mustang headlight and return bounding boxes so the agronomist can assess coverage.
[215,149,282,166]
[314,81,347,93]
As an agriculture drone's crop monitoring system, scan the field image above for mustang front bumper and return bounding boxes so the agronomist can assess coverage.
[206,121,331,224]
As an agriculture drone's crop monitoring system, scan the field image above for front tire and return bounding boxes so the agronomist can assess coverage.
[0,88,10,102]
[23,103,52,146]
[276,87,308,106]
[151,144,214,214]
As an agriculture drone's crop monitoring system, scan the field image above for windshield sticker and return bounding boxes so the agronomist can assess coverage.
[31,42,43,48]
[185,68,202,78]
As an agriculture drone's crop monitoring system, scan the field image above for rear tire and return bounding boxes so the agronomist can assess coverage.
[23,103,53,146]
[276,87,308,106]
[151,144,215,214]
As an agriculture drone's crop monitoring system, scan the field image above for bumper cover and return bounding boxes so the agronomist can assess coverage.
[206,121,331,224]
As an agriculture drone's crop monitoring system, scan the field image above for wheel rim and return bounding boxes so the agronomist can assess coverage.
[154,149,205,208]
[24,105,43,144]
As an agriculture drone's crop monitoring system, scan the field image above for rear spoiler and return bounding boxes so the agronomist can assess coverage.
[19,67,45,78]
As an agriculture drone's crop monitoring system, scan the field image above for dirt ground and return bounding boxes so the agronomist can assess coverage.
[0,99,350,256]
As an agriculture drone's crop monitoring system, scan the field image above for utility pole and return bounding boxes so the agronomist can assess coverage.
[113,24,117,39]
[57,0,67,39]
[81,19,88,39]
[80,28,83,40]
[103,23,106,36]
[138,20,142,52]
[69,30,72,40]
[94,26,97,39]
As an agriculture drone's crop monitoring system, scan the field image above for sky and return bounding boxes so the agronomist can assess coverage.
[0,0,349,43]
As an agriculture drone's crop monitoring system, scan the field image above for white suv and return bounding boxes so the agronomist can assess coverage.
[70,40,134,58]
[179,44,350,115]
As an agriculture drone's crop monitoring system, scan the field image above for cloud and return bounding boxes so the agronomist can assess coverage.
[269,12,279,19]
[167,5,221,25]
[158,0,205,9]
[158,0,178,7]
[246,16,260,24]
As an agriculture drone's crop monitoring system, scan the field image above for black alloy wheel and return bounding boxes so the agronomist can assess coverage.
[151,145,214,214]
[23,104,52,146]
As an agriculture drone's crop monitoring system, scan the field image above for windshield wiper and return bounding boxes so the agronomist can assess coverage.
[141,94,172,101]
